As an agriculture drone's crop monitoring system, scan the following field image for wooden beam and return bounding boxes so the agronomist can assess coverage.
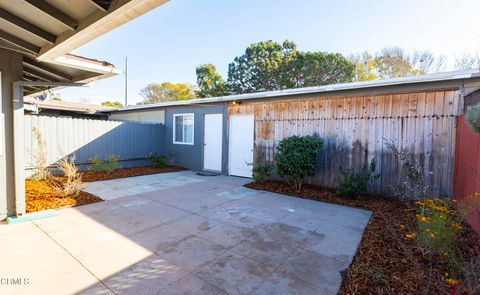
[23,67,59,82]
[0,8,56,44]
[23,57,72,81]
[0,29,39,54]
[90,0,111,11]
[24,0,78,30]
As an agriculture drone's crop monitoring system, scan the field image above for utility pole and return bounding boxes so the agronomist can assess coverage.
[124,56,128,107]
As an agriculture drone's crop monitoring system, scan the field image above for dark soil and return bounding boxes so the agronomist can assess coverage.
[80,165,186,182]
[246,181,479,295]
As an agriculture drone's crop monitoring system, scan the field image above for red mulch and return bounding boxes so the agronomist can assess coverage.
[80,165,186,182]
[25,179,101,213]
[26,166,186,213]
[246,181,480,295]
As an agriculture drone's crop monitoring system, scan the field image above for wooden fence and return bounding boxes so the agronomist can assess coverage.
[24,115,164,173]
[229,89,461,197]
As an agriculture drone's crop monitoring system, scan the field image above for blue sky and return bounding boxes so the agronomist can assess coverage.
[58,0,480,105]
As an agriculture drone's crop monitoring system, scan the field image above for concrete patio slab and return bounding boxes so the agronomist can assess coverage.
[1,171,371,294]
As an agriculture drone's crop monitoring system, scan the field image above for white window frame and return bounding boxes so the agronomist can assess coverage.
[173,113,194,145]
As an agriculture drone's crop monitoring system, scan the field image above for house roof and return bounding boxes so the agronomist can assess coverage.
[24,96,115,114]
[112,69,480,112]
[0,0,169,95]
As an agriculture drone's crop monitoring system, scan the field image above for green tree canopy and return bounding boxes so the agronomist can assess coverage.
[101,101,123,108]
[139,82,195,104]
[226,40,355,94]
[291,52,355,87]
[195,64,227,98]
[227,40,298,94]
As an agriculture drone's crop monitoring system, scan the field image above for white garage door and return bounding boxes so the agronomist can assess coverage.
[229,114,254,178]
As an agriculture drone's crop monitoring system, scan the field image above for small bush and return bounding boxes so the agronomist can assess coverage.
[30,127,49,180]
[149,153,168,168]
[466,104,480,133]
[88,155,119,174]
[49,155,82,197]
[252,161,272,183]
[337,158,379,198]
[276,135,323,191]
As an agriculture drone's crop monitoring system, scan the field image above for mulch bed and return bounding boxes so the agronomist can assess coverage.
[25,179,101,213]
[246,181,479,295]
[80,165,186,182]
[26,165,186,213]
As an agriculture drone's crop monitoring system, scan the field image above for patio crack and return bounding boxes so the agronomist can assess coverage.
[32,221,117,295]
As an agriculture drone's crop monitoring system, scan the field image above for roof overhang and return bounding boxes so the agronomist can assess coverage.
[0,0,169,95]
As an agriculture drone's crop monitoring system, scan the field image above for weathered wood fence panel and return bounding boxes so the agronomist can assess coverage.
[24,115,164,173]
[229,90,460,197]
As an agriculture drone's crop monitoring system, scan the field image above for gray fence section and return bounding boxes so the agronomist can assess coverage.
[25,115,164,174]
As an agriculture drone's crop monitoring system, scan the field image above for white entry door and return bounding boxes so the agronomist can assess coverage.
[229,114,254,178]
[203,113,223,171]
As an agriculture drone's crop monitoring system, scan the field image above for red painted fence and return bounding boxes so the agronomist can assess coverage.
[454,115,480,234]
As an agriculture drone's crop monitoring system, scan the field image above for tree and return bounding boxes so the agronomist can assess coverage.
[139,82,195,104]
[350,52,378,81]
[226,40,355,94]
[101,101,123,108]
[195,64,227,98]
[455,53,480,70]
[291,52,355,87]
[227,40,298,94]
[351,47,445,81]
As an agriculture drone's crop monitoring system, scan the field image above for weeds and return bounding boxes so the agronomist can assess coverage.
[88,155,119,174]
[252,161,272,183]
[48,155,82,197]
[30,127,49,180]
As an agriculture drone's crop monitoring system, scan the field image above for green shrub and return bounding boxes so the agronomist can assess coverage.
[88,155,119,174]
[337,158,379,198]
[276,135,323,191]
[149,153,168,168]
[252,161,272,183]
[466,104,480,133]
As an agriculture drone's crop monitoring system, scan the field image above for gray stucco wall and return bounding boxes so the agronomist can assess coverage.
[164,104,229,174]
[0,49,22,219]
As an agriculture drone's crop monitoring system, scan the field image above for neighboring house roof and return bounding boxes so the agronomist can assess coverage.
[0,0,169,95]
[24,97,115,114]
[113,69,480,112]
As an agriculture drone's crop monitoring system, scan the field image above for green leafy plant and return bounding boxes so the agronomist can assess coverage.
[252,161,272,183]
[30,127,49,180]
[337,158,379,198]
[149,153,168,168]
[466,104,480,133]
[276,135,323,191]
[88,155,119,174]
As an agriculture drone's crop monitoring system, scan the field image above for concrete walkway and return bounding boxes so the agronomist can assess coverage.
[0,171,371,295]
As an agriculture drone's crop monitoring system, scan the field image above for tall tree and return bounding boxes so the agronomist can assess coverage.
[227,40,298,94]
[195,64,227,98]
[101,101,123,108]
[291,52,355,87]
[350,52,378,81]
[139,82,195,104]
[226,40,355,94]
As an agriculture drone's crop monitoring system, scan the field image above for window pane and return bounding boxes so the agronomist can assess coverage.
[175,116,183,142]
[184,124,193,144]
